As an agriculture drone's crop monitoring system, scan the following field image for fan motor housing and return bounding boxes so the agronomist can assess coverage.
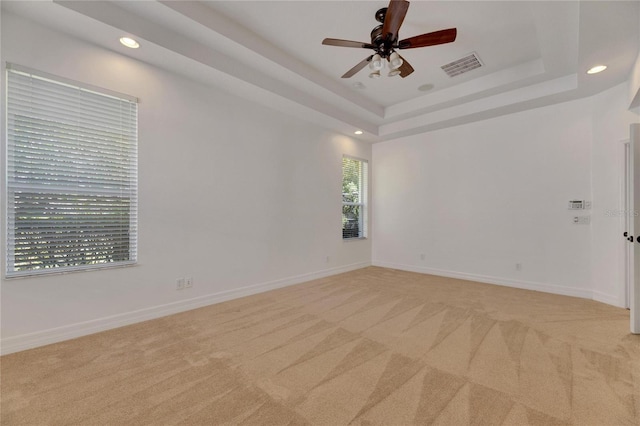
[370,25,384,47]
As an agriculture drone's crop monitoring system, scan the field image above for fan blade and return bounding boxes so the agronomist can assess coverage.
[323,38,375,49]
[398,28,457,49]
[398,55,414,78]
[341,55,374,78]
[382,0,410,42]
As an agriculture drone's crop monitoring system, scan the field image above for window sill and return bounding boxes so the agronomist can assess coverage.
[343,237,368,242]
[4,262,139,280]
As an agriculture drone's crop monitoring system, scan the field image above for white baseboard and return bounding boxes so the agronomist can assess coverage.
[372,261,594,300]
[592,290,625,308]
[1,261,370,355]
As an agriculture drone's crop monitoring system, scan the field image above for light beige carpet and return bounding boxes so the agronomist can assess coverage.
[2,266,639,425]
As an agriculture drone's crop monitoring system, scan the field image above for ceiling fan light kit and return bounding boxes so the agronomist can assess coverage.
[389,51,403,69]
[367,52,404,78]
[322,0,457,79]
[369,54,384,71]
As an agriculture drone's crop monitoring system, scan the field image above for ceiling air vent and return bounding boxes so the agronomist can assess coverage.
[441,52,482,77]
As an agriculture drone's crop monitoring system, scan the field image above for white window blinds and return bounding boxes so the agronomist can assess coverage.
[6,65,138,277]
[342,156,368,239]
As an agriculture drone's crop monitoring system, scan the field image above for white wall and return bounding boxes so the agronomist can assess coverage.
[591,83,639,306]
[0,13,371,354]
[629,46,640,111]
[373,83,639,305]
[373,97,596,298]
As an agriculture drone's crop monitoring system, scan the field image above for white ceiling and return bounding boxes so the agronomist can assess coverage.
[205,0,544,106]
[2,1,639,142]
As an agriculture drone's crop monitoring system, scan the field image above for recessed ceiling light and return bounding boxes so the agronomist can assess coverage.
[418,83,434,92]
[354,130,363,135]
[352,82,366,90]
[119,37,140,49]
[587,65,607,74]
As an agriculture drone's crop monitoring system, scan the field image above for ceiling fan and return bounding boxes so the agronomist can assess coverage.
[322,0,457,79]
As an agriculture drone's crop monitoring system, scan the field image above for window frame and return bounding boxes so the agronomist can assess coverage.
[342,155,368,240]
[4,64,139,278]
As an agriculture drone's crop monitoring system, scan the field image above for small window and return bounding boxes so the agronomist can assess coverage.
[342,156,368,239]
[5,65,138,277]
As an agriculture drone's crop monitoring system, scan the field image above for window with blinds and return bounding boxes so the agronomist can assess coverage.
[5,65,138,277]
[342,156,368,239]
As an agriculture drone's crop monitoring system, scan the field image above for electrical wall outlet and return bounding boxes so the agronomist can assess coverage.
[185,277,193,288]
[176,278,185,290]
[573,216,591,225]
